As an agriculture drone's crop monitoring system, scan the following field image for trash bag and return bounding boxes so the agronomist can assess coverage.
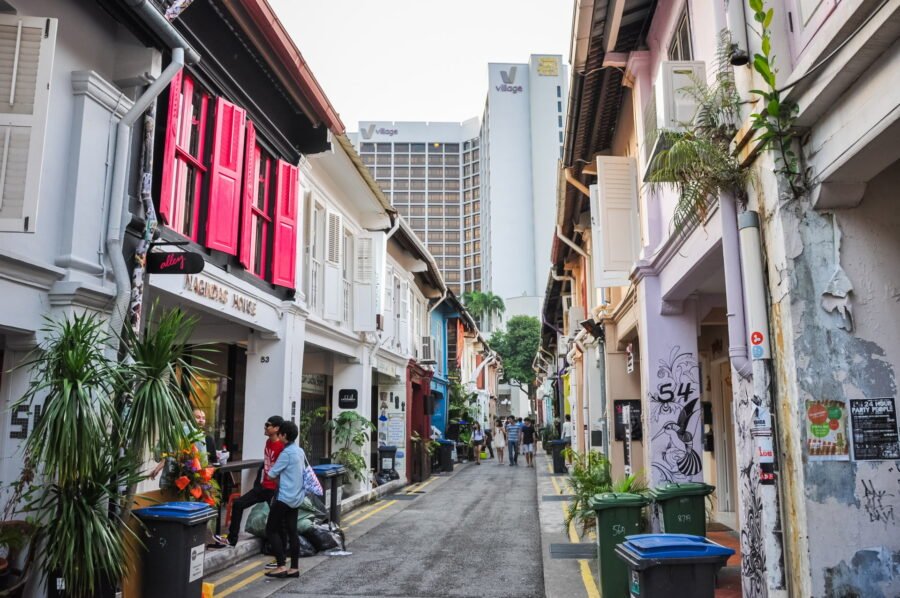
[302,523,342,552]
[296,533,317,557]
[245,501,270,538]
[301,493,329,523]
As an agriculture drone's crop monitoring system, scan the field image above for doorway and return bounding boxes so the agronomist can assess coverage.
[712,360,738,529]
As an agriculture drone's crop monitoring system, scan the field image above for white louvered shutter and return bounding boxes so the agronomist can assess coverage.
[590,156,639,288]
[0,16,57,233]
[398,280,410,353]
[353,233,376,332]
[323,210,343,320]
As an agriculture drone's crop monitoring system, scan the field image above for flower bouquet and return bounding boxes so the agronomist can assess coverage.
[162,430,221,506]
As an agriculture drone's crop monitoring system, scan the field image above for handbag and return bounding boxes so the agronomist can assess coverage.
[303,454,324,496]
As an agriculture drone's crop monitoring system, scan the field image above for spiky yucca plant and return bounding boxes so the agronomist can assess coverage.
[647,30,750,235]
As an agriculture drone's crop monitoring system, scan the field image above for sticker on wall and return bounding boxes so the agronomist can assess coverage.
[805,399,850,460]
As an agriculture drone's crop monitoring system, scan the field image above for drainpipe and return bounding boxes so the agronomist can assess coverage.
[556,225,588,259]
[468,354,496,388]
[738,211,771,359]
[106,47,187,353]
[427,288,448,318]
[385,212,401,240]
[126,0,201,65]
[564,167,590,198]
[720,193,753,380]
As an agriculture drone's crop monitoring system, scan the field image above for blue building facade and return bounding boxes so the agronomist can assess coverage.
[429,302,453,436]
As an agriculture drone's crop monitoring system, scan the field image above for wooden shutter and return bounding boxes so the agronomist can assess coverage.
[206,97,246,254]
[157,68,183,226]
[323,209,343,320]
[590,157,639,288]
[239,120,256,269]
[353,233,376,332]
[271,160,298,288]
[0,16,57,233]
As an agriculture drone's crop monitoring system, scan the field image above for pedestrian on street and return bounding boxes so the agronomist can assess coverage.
[520,418,536,468]
[264,420,305,579]
[471,422,485,465]
[226,415,285,547]
[492,420,507,464]
[505,416,522,466]
[484,427,494,459]
[561,414,574,465]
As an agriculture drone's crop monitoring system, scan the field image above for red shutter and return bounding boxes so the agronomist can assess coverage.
[271,160,298,289]
[239,121,257,269]
[158,68,183,225]
[205,97,246,255]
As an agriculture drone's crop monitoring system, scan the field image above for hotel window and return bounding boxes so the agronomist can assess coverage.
[410,179,426,190]
[376,155,392,165]
[445,244,460,256]
[428,167,444,178]
[669,8,693,61]
[409,205,426,216]
[445,205,460,216]
[361,154,375,166]
[558,116,563,127]
[376,143,392,152]
[394,167,410,178]
[410,154,427,165]
[394,154,410,165]
[411,143,426,153]
[393,192,410,202]
[428,154,444,165]
[428,205,443,216]
[428,143,443,153]
[445,180,460,191]
[360,143,375,152]
[558,101,562,112]
[444,154,460,166]
[395,143,410,152]
[411,167,426,178]
[556,85,561,98]
[409,192,426,203]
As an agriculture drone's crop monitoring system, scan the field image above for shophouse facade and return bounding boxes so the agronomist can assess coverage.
[540,1,900,596]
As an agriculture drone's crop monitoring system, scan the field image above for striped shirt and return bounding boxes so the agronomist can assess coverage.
[506,423,521,443]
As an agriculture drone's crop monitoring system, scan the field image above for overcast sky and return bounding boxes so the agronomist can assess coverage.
[269,0,574,131]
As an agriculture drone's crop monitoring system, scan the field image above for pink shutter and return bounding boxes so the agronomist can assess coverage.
[205,97,246,255]
[271,160,298,289]
[239,120,257,269]
[158,69,183,225]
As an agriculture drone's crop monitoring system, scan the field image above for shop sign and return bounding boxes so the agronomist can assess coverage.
[183,275,257,316]
[301,374,326,395]
[147,251,204,274]
[614,399,642,441]
[338,389,359,409]
[626,343,634,374]
[849,397,900,460]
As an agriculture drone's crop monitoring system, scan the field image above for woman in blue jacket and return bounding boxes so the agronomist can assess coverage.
[264,420,306,578]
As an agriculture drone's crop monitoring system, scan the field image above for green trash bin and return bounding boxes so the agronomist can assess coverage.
[589,492,650,597]
[649,482,714,536]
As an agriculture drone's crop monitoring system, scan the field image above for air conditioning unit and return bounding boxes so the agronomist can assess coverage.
[420,336,437,365]
[567,305,586,337]
[641,60,706,182]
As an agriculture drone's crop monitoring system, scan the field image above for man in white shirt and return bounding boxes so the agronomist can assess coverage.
[560,414,574,465]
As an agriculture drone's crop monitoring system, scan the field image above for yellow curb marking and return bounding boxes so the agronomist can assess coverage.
[212,556,266,589]
[215,570,266,598]
[344,500,397,528]
[544,453,599,598]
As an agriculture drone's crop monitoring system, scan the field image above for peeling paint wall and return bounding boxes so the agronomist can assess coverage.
[760,159,900,597]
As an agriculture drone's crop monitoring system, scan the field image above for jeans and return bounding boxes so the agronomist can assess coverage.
[266,499,300,569]
[228,486,275,545]
[508,440,519,465]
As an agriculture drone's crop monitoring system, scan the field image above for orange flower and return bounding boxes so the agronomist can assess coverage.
[199,467,215,482]
[191,457,202,471]
[174,476,190,491]
[202,496,217,507]
[190,485,202,499]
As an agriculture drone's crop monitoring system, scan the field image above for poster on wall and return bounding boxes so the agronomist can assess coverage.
[805,399,850,460]
[849,398,900,461]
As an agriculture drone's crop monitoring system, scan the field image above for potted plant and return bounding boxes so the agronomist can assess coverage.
[326,411,375,490]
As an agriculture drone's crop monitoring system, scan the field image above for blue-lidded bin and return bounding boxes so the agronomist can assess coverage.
[134,502,217,598]
[547,439,570,473]
[312,464,348,525]
[614,534,734,598]
[437,439,454,472]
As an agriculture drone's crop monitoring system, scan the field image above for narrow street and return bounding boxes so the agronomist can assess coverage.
[211,460,544,598]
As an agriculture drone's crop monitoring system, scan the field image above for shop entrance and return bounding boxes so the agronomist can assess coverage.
[190,343,247,460]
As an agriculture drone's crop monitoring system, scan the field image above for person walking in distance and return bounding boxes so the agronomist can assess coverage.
[226,416,285,547]
[561,414,574,465]
[505,416,522,466]
[264,421,305,578]
[492,420,507,465]
[471,422,485,465]
[484,426,494,460]
[520,418,537,468]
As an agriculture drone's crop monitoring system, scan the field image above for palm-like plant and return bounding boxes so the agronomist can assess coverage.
[462,291,505,329]
[13,307,210,595]
[646,30,749,235]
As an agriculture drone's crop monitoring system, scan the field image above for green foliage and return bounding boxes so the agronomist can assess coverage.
[490,315,541,389]
[299,405,328,456]
[461,291,505,327]
[747,0,803,195]
[327,411,375,482]
[647,30,750,235]
[562,448,649,537]
[13,307,208,595]
[448,381,477,423]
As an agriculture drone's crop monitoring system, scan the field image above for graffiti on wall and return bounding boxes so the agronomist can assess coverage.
[649,346,703,484]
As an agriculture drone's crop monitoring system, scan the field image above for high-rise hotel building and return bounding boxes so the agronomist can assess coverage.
[355,55,567,321]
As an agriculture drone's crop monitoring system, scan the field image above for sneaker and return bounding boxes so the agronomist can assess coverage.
[265,561,279,570]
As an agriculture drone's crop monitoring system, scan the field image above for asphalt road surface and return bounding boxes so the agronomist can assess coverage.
[273,460,544,598]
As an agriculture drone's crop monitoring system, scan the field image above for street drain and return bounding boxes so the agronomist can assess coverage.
[549,543,597,559]
[541,495,573,502]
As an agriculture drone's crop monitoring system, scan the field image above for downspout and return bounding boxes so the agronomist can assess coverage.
[564,167,591,198]
[720,193,753,380]
[427,288,448,318]
[556,225,588,259]
[385,212,401,240]
[106,48,188,353]
[107,1,201,352]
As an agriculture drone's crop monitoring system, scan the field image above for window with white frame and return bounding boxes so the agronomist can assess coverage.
[668,8,693,61]
[308,203,325,314]
[0,16,57,233]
